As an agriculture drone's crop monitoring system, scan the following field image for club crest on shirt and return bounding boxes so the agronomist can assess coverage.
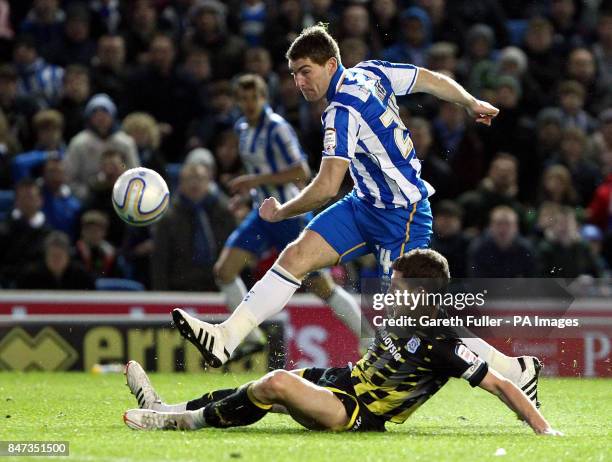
[324,128,336,154]
[406,335,421,353]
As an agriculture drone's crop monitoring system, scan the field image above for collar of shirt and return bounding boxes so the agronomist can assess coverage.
[326,64,347,102]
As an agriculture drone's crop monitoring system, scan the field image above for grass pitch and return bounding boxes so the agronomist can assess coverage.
[1,372,610,462]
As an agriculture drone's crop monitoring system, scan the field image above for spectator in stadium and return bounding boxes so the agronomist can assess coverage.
[459,153,526,234]
[523,17,565,105]
[55,64,91,141]
[151,163,235,291]
[49,3,96,67]
[335,4,379,54]
[556,80,597,134]
[10,109,65,182]
[481,76,532,163]
[458,23,496,82]
[12,35,64,107]
[90,34,130,115]
[182,47,213,112]
[238,0,268,47]
[416,0,464,45]
[593,7,612,83]
[432,100,486,192]
[549,0,584,48]
[184,0,247,80]
[75,210,123,279]
[0,178,51,287]
[244,47,280,108]
[128,33,201,161]
[370,0,400,49]
[19,0,65,60]
[431,200,470,277]
[587,168,612,233]
[0,108,21,188]
[382,6,432,67]
[537,164,580,207]
[308,0,338,29]
[63,93,139,200]
[534,107,563,165]
[447,0,509,47]
[550,126,601,206]
[15,230,95,290]
[84,148,127,247]
[0,64,40,149]
[123,0,160,65]
[40,156,81,240]
[565,47,612,115]
[408,117,456,200]
[338,38,370,69]
[589,108,612,160]
[581,224,609,275]
[89,0,122,36]
[263,0,308,66]
[426,42,459,76]
[121,112,166,176]
[537,206,601,277]
[468,206,536,277]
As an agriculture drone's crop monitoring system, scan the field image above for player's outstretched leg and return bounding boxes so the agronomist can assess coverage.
[125,360,239,412]
[174,231,339,367]
[461,338,542,407]
[214,246,267,356]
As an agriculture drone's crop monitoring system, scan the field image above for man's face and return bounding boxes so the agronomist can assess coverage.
[82,223,106,245]
[101,156,125,182]
[568,50,595,84]
[179,166,210,202]
[0,78,17,103]
[64,72,90,102]
[98,36,125,68]
[15,186,42,217]
[45,245,69,275]
[90,109,113,135]
[489,212,518,248]
[236,87,267,124]
[150,38,175,71]
[289,57,337,102]
[13,45,37,66]
[37,127,62,149]
[44,160,65,189]
[489,158,517,190]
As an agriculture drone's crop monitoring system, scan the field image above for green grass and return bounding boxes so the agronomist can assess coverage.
[0,372,610,462]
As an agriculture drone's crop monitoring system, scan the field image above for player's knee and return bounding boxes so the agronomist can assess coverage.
[258,370,294,401]
[278,242,311,279]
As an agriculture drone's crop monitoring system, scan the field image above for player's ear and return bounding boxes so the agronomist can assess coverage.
[327,57,338,75]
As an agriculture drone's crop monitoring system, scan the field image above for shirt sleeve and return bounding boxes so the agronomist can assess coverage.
[354,60,419,95]
[321,105,359,161]
[272,123,305,166]
[430,339,489,387]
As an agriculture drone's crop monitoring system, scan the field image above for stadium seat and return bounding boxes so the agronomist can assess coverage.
[95,278,145,291]
[165,163,182,193]
[0,189,15,221]
[507,20,528,46]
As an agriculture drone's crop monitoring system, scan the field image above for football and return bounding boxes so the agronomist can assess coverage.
[112,167,169,226]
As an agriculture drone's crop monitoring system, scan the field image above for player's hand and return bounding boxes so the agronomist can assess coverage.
[259,197,284,222]
[467,99,499,126]
[228,174,260,194]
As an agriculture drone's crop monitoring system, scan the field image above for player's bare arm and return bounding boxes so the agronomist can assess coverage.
[228,162,311,194]
[259,157,349,222]
[412,68,499,126]
[478,368,563,436]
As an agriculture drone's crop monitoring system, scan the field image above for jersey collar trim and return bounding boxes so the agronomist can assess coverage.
[326,64,347,101]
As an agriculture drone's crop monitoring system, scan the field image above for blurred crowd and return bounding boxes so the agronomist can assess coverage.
[1,0,612,293]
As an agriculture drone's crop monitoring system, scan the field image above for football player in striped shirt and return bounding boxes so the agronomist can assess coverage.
[214,74,367,352]
[172,24,541,404]
[125,249,561,435]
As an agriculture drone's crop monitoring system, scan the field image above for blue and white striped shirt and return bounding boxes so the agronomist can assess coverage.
[16,58,64,107]
[322,60,435,209]
[235,106,306,207]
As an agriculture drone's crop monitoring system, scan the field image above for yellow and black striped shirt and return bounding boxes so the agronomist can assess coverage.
[350,329,488,424]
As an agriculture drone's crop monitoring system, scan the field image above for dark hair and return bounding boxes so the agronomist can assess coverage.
[101,148,125,162]
[435,200,463,220]
[286,23,341,65]
[392,249,450,292]
[233,73,268,99]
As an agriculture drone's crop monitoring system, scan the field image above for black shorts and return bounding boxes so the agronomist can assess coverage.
[299,366,386,432]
